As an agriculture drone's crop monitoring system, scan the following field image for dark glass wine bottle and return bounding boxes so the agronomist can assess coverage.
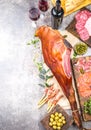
[51,0,64,29]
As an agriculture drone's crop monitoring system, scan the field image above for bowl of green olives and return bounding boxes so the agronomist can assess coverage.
[41,104,73,130]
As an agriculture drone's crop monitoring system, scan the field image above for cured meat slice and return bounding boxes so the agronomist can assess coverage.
[75,9,91,41]
[82,10,91,18]
[75,10,90,21]
[75,10,91,21]
[85,17,91,36]
[77,72,91,97]
[79,13,88,21]
[78,27,89,41]
[75,22,85,31]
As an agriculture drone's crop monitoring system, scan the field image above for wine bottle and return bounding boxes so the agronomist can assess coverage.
[51,0,64,29]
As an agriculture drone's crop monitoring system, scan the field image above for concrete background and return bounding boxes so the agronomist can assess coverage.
[0,0,91,130]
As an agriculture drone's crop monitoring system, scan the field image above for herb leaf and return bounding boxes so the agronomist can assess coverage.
[63,35,67,38]
[40,68,47,74]
[36,62,43,71]
[27,38,39,46]
[73,51,78,58]
[46,75,54,81]
[39,74,45,80]
[38,84,45,88]
[45,82,52,87]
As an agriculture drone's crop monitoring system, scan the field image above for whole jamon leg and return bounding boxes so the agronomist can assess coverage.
[35,26,87,130]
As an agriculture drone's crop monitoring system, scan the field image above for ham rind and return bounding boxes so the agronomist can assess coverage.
[85,17,91,36]
[62,49,71,78]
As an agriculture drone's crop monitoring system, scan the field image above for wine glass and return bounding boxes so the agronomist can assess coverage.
[38,0,49,18]
[29,6,40,28]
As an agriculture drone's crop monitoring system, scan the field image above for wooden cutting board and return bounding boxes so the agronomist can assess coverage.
[71,56,91,121]
[66,8,91,47]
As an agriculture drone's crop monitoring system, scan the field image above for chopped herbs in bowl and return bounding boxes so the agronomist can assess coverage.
[74,42,88,55]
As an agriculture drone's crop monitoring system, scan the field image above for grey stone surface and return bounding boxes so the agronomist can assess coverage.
[0,0,91,130]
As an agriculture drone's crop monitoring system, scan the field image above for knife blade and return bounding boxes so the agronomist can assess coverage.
[64,39,73,50]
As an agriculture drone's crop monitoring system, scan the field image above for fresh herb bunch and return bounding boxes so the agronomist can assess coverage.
[38,64,53,88]
[27,38,39,47]
[84,97,91,115]
[33,59,53,88]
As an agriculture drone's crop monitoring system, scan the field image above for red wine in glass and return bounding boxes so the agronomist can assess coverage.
[38,0,49,12]
[29,7,40,21]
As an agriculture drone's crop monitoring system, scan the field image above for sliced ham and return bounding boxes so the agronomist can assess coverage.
[75,9,91,41]
[77,72,91,97]
[75,57,91,72]
[75,22,85,31]
[78,27,89,41]
[85,17,91,36]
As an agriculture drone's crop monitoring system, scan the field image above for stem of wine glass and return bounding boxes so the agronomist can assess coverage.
[31,21,37,28]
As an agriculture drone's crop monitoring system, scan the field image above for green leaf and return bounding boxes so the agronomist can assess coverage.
[80,68,84,74]
[38,84,45,88]
[36,62,43,71]
[46,69,50,73]
[45,82,52,87]
[27,38,39,46]
[63,35,68,38]
[39,74,45,80]
[31,39,39,44]
[46,75,54,81]
[73,51,78,57]
[27,42,31,45]
[40,68,47,74]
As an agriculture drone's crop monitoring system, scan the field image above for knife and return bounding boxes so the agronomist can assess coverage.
[64,39,74,50]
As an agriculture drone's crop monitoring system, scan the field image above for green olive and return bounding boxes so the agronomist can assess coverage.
[55,116,59,121]
[57,122,61,127]
[61,116,65,120]
[50,114,55,119]
[58,118,62,122]
[58,113,62,117]
[52,121,56,125]
[63,120,66,124]
[57,126,61,130]
[53,125,57,129]
[55,112,59,116]
[49,122,53,126]
[50,117,54,122]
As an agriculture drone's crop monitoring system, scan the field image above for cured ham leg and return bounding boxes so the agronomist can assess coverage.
[35,26,86,130]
